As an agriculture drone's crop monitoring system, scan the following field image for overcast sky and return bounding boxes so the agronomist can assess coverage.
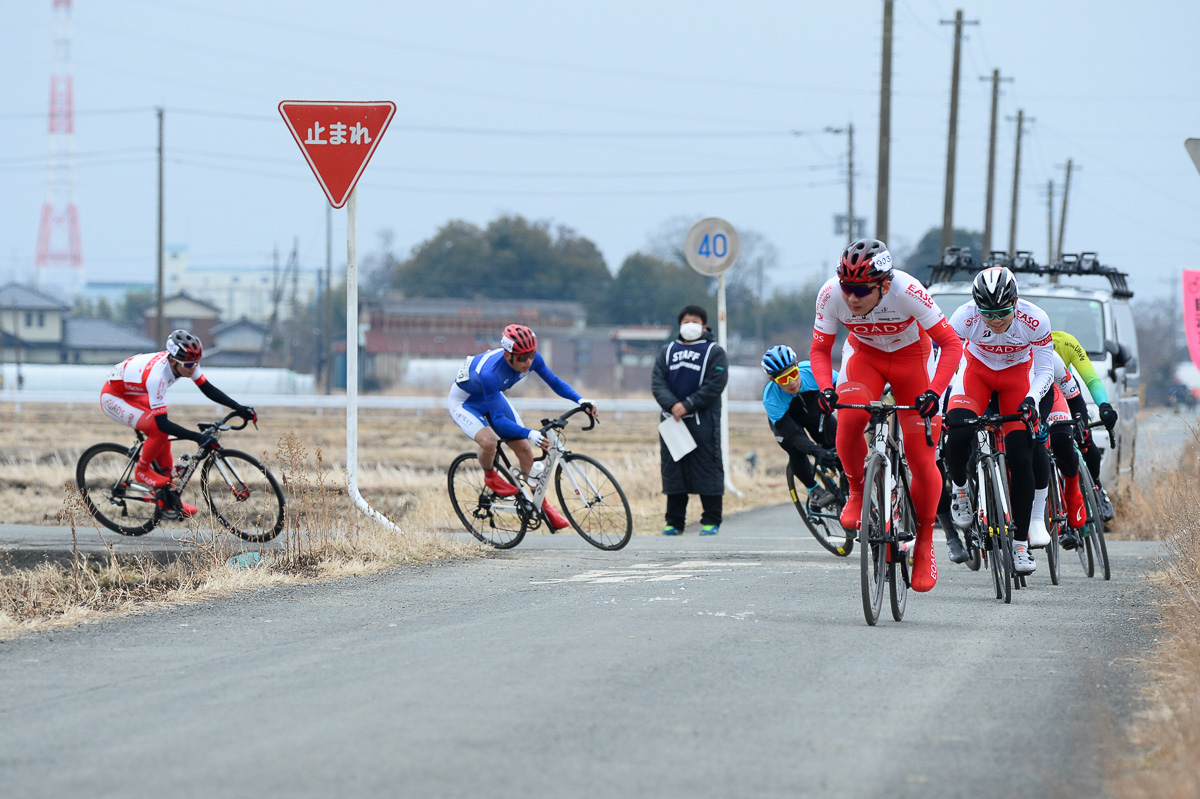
[4,0,1199,303]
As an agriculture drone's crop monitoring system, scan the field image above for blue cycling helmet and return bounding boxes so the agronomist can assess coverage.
[761,344,799,378]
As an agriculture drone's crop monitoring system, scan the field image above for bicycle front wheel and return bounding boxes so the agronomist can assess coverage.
[1077,459,1110,580]
[76,442,160,536]
[201,449,285,543]
[787,465,854,557]
[859,456,887,626]
[555,453,632,551]
[1045,472,1065,586]
[447,452,527,549]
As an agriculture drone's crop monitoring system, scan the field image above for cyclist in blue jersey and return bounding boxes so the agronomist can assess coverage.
[447,323,596,530]
[761,345,842,508]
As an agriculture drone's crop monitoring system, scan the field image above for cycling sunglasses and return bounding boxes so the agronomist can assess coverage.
[172,358,199,369]
[839,280,881,298]
[979,306,1014,320]
[514,351,535,363]
[771,365,801,385]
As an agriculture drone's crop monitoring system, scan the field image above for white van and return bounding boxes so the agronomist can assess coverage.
[927,250,1140,490]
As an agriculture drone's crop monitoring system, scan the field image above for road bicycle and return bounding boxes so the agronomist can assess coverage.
[834,397,932,626]
[785,462,852,556]
[1038,423,1070,586]
[75,411,285,543]
[447,405,632,551]
[945,411,1030,603]
[1063,416,1111,580]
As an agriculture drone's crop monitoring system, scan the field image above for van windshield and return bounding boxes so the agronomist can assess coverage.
[929,292,1106,356]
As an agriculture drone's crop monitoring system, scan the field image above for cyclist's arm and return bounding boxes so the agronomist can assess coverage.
[196,379,241,411]
[530,355,582,404]
[153,412,207,444]
[1028,335,1055,401]
[773,412,822,455]
[924,318,964,395]
[1062,338,1109,405]
[809,330,836,391]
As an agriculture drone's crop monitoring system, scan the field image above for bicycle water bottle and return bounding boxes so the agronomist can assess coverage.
[528,460,545,489]
[173,454,190,479]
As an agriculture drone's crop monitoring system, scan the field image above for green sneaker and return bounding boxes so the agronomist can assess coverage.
[700,524,720,536]
[661,526,683,536]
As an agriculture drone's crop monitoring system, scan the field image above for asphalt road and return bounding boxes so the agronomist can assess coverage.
[0,506,1162,799]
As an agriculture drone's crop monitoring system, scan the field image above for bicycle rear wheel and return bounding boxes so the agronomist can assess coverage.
[201,449,285,542]
[786,465,853,557]
[447,452,527,549]
[859,456,887,626]
[75,442,160,536]
[555,453,632,551]
[1077,459,1110,580]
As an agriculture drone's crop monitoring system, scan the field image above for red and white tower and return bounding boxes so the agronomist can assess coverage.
[35,0,83,294]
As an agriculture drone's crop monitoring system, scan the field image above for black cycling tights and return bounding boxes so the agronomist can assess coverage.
[944,408,1035,542]
[1032,427,1078,490]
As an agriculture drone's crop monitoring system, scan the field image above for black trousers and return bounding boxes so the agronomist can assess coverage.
[665,493,722,528]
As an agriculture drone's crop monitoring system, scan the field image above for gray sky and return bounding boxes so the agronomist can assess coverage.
[3,0,1199,302]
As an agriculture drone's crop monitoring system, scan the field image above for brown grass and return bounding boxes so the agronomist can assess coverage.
[0,401,787,636]
[1112,424,1200,799]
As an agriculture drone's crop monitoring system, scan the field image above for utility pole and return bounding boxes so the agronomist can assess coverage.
[1056,159,1076,263]
[1007,109,1033,256]
[325,204,333,394]
[980,69,1012,257]
[940,10,979,255]
[1046,179,1055,268]
[826,123,855,245]
[155,106,164,342]
[876,0,894,244]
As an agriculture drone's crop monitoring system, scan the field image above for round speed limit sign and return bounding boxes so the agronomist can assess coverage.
[684,217,740,277]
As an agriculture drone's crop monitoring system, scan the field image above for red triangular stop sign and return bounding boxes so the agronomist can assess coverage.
[279,100,396,208]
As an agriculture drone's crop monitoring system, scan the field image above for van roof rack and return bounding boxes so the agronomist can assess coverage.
[927,248,1133,299]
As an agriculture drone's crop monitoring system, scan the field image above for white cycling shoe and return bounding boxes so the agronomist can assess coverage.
[1013,541,1037,574]
[1027,519,1051,548]
[949,484,972,527]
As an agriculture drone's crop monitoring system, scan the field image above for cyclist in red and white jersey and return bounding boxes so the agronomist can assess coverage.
[1026,351,1089,550]
[810,238,964,593]
[943,266,1075,575]
[99,329,257,517]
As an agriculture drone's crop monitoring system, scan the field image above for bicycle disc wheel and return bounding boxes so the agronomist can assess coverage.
[859,457,887,626]
[555,453,632,551]
[447,452,527,549]
[889,475,913,622]
[1078,460,1110,580]
[75,442,160,536]
[787,465,853,557]
[200,449,285,543]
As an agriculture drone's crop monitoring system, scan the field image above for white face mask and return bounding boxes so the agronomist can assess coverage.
[679,322,704,341]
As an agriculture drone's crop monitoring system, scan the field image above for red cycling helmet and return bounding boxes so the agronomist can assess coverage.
[500,324,537,355]
[837,238,894,283]
[166,329,203,361]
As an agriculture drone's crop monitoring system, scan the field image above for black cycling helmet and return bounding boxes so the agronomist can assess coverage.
[972,266,1019,311]
[166,329,203,362]
[837,238,894,283]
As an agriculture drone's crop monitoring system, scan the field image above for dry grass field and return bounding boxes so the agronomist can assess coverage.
[0,400,788,531]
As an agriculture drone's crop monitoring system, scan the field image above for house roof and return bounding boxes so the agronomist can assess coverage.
[0,283,71,312]
[140,291,223,317]
[62,318,157,351]
[211,317,268,337]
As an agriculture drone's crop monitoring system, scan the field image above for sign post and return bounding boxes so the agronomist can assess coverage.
[683,217,742,497]
[280,100,398,531]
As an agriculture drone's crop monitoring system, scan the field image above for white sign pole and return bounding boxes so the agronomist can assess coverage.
[346,189,402,532]
[683,217,742,498]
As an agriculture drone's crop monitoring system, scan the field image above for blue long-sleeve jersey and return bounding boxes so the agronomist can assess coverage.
[455,348,581,440]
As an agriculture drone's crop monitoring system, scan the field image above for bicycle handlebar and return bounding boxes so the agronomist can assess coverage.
[833,402,934,447]
[540,404,597,434]
[944,412,1027,430]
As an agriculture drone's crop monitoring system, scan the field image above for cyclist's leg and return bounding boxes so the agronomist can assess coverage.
[833,339,887,527]
[886,343,942,591]
[781,439,816,490]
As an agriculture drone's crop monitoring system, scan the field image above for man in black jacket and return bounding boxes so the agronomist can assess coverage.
[651,304,728,535]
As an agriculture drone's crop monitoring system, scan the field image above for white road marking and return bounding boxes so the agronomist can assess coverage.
[530,560,762,585]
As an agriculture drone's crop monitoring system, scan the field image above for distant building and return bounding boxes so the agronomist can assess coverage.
[163,246,320,324]
[207,317,272,367]
[0,282,156,365]
[141,292,222,345]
